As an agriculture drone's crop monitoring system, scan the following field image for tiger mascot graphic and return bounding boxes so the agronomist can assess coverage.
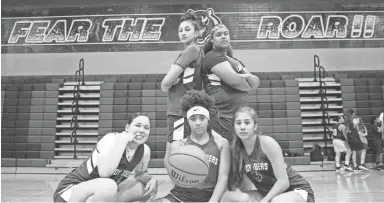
[187,8,222,45]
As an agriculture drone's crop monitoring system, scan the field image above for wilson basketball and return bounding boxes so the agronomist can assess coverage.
[167,144,210,188]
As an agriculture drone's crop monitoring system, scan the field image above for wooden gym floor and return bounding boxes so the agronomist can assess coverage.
[1,170,384,202]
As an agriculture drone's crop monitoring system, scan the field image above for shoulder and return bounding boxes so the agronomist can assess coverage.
[203,51,228,70]
[183,44,201,55]
[143,143,151,154]
[98,133,117,144]
[259,135,277,145]
[259,136,283,160]
[204,50,225,59]
[259,135,280,151]
[96,133,117,151]
[211,130,230,150]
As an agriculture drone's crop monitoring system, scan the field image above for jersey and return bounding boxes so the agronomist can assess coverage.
[242,136,314,198]
[332,123,346,141]
[168,130,222,202]
[53,133,150,197]
[372,123,383,143]
[167,44,204,116]
[202,49,249,118]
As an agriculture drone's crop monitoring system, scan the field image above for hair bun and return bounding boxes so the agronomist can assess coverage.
[180,11,197,22]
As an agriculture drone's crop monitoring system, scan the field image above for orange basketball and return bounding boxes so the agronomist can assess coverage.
[167,144,209,188]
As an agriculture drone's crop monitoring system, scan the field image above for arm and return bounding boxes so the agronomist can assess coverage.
[97,132,134,177]
[339,124,348,141]
[161,45,199,92]
[134,145,152,184]
[242,68,260,91]
[209,138,230,202]
[359,126,368,137]
[211,61,251,92]
[260,136,290,202]
[161,64,184,92]
[164,142,173,177]
[164,139,186,187]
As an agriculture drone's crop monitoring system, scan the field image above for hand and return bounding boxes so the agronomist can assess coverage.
[143,178,158,198]
[240,73,251,79]
[172,78,181,85]
[119,130,135,142]
[169,139,186,154]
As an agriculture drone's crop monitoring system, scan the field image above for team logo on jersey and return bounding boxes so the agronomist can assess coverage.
[187,8,222,45]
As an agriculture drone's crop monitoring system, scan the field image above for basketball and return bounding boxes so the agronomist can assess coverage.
[167,144,210,188]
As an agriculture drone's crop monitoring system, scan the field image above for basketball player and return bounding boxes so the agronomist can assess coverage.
[201,24,260,142]
[53,113,157,202]
[161,12,204,139]
[356,117,369,171]
[221,106,315,202]
[157,90,230,202]
[371,115,384,170]
[345,109,364,171]
[332,116,353,171]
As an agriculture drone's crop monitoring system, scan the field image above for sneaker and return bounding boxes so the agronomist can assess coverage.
[344,164,353,171]
[335,166,341,170]
[353,166,362,172]
[376,164,384,170]
[358,164,370,171]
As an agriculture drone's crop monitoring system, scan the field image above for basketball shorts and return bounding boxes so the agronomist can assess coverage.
[209,115,233,142]
[167,115,187,141]
[373,137,384,154]
[333,139,351,153]
[293,188,315,202]
[245,188,315,202]
[348,134,364,151]
[53,184,76,202]
[164,187,213,202]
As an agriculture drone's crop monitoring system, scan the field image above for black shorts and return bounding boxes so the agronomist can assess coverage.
[164,188,213,202]
[373,136,384,154]
[53,193,66,203]
[348,133,364,151]
[209,115,233,142]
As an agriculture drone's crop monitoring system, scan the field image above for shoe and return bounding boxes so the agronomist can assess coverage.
[335,166,341,170]
[353,166,362,172]
[376,164,384,170]
[344,164,353,171]
[358,164,370,171]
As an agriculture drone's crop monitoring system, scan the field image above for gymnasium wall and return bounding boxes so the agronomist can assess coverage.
[2,1,384,76]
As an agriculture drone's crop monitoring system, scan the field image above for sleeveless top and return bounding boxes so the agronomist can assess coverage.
[54,134,148,197]
[170,131,221,201]
[333,123,346,141]
[242,136,314,197]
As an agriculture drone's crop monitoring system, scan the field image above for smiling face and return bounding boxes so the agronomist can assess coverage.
[125,115,150,145]
[188,114,209,136]
[178,20,198,45]
[234,111,258,141]
[211,26,230,49]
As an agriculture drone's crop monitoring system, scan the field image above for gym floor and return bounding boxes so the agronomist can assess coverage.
[2,170,384,202]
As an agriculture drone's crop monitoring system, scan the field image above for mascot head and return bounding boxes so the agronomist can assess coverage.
[186,8,222,45]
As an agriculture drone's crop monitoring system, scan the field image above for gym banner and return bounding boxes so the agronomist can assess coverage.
[2,9,384,52]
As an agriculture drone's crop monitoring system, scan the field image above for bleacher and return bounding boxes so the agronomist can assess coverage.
[2,69,384,168]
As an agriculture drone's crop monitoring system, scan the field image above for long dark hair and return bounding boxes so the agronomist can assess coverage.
[345,109,355,131]
[229,106,259,189]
